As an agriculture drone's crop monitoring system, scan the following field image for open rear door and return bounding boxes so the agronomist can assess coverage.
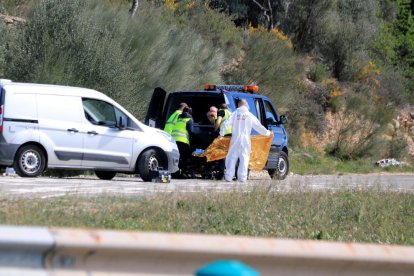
[145,87,166,128]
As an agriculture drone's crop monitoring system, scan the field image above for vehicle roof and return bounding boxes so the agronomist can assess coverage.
[1,81,111,101]
[170,90,270,100]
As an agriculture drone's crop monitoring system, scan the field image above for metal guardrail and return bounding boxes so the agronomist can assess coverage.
[0,226,414,275]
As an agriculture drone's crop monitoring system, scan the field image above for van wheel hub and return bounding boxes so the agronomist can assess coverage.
[21,151,41,173]
[278,157,287,175]
[148,155,159,171]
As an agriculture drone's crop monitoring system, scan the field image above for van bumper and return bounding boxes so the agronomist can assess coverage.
[167,149,180,173]
[0,142,19,166]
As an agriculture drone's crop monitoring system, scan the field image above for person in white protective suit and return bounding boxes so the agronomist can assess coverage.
[219,99,272,182]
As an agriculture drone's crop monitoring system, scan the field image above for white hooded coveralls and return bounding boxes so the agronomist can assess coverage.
[220,105,271,182]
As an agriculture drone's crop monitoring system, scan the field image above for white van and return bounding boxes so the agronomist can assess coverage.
[0,80,179,181]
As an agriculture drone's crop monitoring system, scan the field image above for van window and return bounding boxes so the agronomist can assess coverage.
[114,107,139,129]
[255,99,264,124]
[233,97,258,117]
[83,99,116,126]
[83,98,139,129]
[264,100,278,123]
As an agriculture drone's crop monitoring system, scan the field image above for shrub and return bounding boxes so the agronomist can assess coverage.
[4,0,224,119]
[387,133,408,159]
[325,93,392,159]
[285,0,379,81]
[307,62,328,82]
[222,27,301,108]
[170,0,243,60]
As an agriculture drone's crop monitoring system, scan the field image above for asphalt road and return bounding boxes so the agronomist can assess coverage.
[0,173,413,199]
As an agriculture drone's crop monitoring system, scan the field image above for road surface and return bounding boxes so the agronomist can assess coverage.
[0,173,413,198]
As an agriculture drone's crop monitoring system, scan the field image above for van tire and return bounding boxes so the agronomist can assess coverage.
[95,171,116,180]
[138,149,162,182]
[14,145,46,177]
[268,151,289,180]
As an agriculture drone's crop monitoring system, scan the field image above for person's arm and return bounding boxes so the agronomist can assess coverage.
[186,119,194,135]
[214,117,222,131]
[250,113,271,136]
[215,110,225,131]
[214,110,225,130]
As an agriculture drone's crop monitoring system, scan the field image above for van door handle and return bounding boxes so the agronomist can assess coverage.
[87,130,98,136]
[67,128,79,133]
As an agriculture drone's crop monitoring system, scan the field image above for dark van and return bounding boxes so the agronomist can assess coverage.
[145,85,289,179]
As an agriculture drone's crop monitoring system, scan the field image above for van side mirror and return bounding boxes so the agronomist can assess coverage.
[279,115,288,124]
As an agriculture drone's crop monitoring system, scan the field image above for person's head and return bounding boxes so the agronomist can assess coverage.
[178,102,188,111]
[238,99,248,108]
[220,103,228,110]
[207,106,217,119]
[183,106,192,115]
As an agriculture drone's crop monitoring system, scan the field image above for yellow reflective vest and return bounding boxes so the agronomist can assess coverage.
[164,110,181,135]
[171,117,191,145]
[218,109,232,135]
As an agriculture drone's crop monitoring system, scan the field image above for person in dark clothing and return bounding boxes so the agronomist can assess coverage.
[171,106,194,177]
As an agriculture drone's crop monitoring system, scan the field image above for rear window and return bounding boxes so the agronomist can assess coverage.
[0,88,3,105]
[232,96,258,117]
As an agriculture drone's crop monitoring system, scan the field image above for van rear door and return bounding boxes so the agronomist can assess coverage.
[145,87,166,128]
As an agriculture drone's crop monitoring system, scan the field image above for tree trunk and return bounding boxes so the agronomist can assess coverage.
[129,0,139,17]
[252,0,274,31]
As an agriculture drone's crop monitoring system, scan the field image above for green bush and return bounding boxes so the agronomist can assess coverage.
[171,1,243,60]
[307,62,328,82]
[387,133,408,159]
[325,93,392,159]
[222,28,301,109]
[3,0,224,119]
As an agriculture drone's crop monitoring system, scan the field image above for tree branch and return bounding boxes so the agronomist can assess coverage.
[252,0,273,30]
[129,0,139,17]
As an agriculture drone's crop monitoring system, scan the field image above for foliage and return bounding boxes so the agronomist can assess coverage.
[307,62,328,82]
[168,0,243,60]
[325,93,392,159]
[0,0,31,15]
[222,26,301,109]
[371,0,414,99]
[386,132,409,159]
[2,0,224,119]
[1,189,414,245]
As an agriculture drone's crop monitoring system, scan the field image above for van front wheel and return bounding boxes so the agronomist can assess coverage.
[138,149,162,182]
[268,151,289,180]
[95,171,116,180]
[14,145,46,177]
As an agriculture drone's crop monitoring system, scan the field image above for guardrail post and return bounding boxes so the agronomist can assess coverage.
[196,260,260,276]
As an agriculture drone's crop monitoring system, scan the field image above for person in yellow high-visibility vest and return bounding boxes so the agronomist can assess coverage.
[171,106,194,177]
[164,102,187,135]
[214,104,232,135]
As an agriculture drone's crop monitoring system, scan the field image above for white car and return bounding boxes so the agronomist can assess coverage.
[0,79,179,181]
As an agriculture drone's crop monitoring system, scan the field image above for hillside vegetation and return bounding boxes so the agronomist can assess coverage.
[1,0,413,172]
